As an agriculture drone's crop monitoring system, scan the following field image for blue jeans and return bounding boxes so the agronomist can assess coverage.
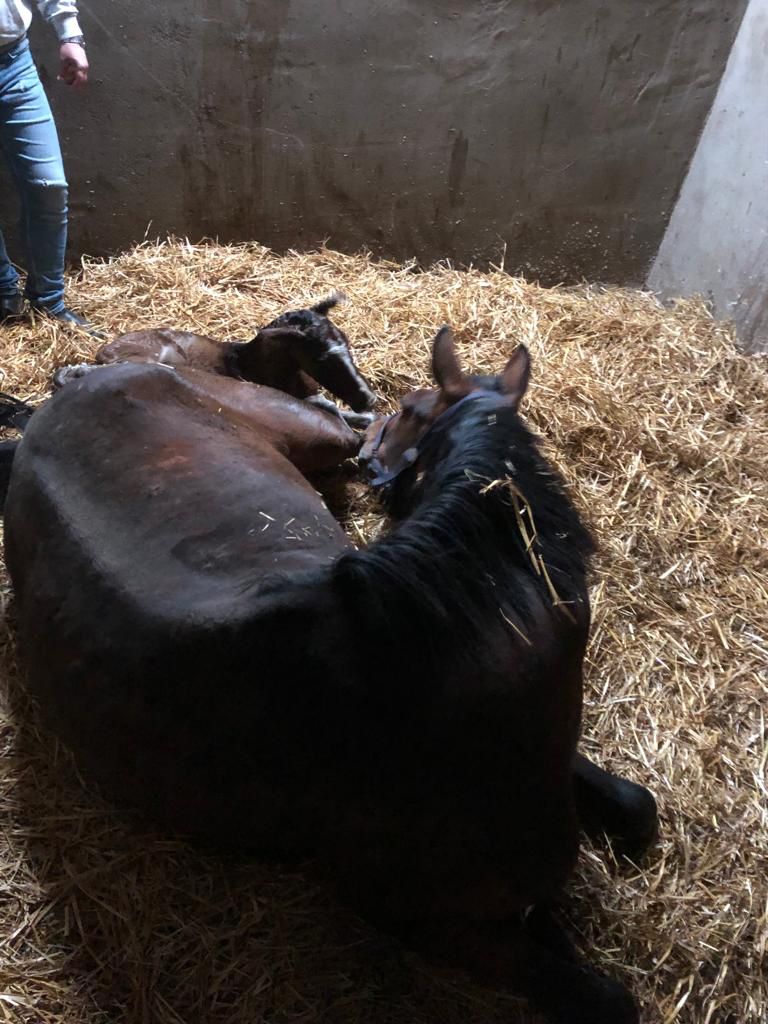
[0,37,68,313]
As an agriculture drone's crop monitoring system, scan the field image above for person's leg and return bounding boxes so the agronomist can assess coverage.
[0,226,21,298]
[0,225,23,319]
[0,42,25,307]
[0,39,68,313]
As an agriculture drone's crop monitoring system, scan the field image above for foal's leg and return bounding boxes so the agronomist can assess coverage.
[409,914,638,1024]
[573,753,658,860]
[174,368,362,472]
[305,393,376,430]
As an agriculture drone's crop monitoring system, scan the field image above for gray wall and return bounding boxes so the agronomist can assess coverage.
[649,0,768,352]
[1,1,747,284]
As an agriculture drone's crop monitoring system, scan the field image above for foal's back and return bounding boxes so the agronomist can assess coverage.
[96,327,231,374]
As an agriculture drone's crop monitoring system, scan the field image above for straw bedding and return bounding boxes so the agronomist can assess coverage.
[0,240,765,1024]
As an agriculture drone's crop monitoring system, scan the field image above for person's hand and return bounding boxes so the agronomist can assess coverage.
[58,43,88,89]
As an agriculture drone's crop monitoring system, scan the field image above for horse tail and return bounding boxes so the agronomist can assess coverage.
[0,392,35,513]
[0,392,35,431]
[311,291,346,317]
[0,439,19,512]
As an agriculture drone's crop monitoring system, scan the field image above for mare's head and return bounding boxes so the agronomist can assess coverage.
[359,326,530,487]
[260,293,377,413]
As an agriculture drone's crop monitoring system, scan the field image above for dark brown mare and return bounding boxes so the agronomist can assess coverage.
[53,294,377,428]
[3,329,656,1024]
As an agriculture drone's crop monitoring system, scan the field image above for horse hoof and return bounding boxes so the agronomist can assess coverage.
[545,970,639,1024]
[585,974,639,1024]
[611,780,659,861]
[574,760,659,863]
[343,410,377,430]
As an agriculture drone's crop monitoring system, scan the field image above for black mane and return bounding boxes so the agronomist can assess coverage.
[335,395,594,659]
[264,292,344,333]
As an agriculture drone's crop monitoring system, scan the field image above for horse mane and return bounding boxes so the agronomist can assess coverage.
[263,292,345,333]
[334,395,595,660]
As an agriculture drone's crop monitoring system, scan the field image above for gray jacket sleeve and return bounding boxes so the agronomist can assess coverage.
[34,0,83,40]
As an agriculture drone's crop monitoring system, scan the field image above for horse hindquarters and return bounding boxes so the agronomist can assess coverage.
[2,362,356,851]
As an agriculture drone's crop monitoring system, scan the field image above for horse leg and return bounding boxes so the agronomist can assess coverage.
[573,752,658,860]
[173,367,361,472]
[340,409,377,429]
[522,903,579,962]
[408,913,638,1024]
[305,393,376,430]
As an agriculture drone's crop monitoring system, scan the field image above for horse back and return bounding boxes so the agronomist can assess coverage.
[97,328,232,375]
[3,363,357,842]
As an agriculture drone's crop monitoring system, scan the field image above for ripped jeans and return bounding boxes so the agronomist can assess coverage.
[0,37,68,313]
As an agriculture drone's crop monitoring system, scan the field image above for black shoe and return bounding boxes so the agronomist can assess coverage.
[0,292,24,324]
[31,304,105,339]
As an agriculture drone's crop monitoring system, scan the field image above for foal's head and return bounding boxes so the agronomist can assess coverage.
[261,294,377,413]
[359,326,530,486]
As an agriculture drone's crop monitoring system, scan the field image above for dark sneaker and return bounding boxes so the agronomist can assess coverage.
[31,304,105,339]
[0,292,24,324]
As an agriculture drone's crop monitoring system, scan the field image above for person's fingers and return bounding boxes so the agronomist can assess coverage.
[58,62,89,89]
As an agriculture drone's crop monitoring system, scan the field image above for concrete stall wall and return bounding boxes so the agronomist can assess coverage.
[0,0,747,284]
[649,0,768,352]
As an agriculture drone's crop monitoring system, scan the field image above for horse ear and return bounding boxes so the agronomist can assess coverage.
[431,326,469,398]
[499,345,531,408]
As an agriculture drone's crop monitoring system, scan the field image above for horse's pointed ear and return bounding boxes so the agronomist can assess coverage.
[432,326,469,398]
[499,345,531,408]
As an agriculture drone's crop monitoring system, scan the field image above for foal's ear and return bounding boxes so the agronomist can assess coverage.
[499,345,531,408]
[432,326,469,398]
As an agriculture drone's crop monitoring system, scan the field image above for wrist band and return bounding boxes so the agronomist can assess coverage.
[61,36,86,47]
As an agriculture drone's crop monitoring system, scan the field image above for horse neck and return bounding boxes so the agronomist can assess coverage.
[234,336,299,391]
[335,406,593,655]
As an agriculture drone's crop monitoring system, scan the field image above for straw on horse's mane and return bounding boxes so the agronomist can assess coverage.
[335,394,595,656]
